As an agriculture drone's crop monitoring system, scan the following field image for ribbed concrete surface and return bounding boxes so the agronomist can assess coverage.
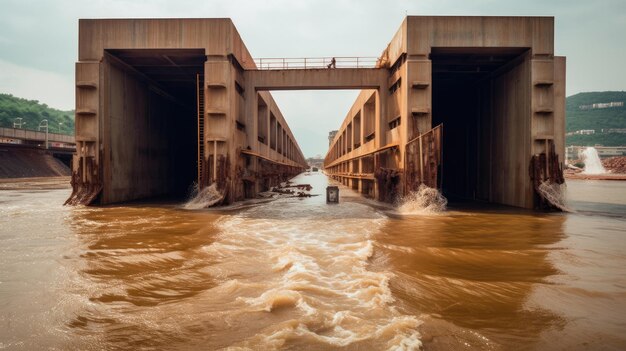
[0,145,70,178]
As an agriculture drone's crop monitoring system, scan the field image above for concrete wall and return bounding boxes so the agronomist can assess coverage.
[78,19,233,62]
[404,16,554,59]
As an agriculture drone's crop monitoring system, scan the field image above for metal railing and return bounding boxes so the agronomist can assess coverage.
[0,127,75,143]
[253,57,379,70]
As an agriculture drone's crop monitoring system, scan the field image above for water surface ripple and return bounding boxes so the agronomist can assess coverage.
[0,174,625,350]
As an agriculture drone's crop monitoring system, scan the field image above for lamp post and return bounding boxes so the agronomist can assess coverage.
[58,122,63,134]
[39,119,49,149]
[13,117,24,128]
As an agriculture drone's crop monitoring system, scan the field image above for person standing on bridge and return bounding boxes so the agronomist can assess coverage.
[327,57,336,69]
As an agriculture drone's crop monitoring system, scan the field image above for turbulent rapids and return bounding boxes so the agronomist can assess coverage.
[197,173,423,349]
[184,183,224,209]
[396,184,448,215]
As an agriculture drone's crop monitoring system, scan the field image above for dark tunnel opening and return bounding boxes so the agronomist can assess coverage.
[103,49,205,203]
[431,47,530,204]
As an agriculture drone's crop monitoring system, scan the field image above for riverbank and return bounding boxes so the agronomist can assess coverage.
[0,145,70,178]
[564,172,626,180]
[0,176,70,190]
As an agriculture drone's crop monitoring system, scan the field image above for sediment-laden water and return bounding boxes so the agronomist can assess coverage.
[0,174,625,350]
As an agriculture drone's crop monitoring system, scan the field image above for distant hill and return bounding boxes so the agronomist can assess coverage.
[566,91,626,146]
[0,93,74,135]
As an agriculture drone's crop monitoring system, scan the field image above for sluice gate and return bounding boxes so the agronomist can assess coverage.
[69,17,565,210]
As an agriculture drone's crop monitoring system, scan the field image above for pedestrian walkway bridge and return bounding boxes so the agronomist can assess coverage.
[253,57,379,70]
[0,127,75,148]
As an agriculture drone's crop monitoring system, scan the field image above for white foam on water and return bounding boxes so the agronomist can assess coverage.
[183,183,223,209]
[202,175,423,350]
[582,147,607,175]
[397,184,447,215]
[538,180,573,212]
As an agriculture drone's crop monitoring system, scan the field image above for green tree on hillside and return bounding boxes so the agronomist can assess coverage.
[566,91,626,146]
[0,93,74,135]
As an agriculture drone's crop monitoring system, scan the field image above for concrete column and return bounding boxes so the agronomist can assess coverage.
[351,117,356,151]
[402,57,432,196]
[204,56,235,201]
[74,60,102,199]
[405,57,432,138]
[358,159,364,193]
[375,87,388,148]
[244,74,257,151]
[275,114,279,159]
[266,98,271,159]
[553,57,566,162]
[530,57,556,156]
[373,87,387,200]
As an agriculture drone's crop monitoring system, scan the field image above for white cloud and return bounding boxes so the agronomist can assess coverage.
[0,0,625,155]
[0,59,74,110]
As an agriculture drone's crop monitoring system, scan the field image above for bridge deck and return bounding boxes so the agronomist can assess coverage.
[247,68,388,90]
[0,127,75,144]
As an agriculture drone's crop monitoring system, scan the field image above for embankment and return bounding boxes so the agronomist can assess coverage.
[0,145,70,178]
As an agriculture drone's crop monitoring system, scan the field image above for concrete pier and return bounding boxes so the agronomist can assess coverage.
[325,16,566,209]
[67,19,308,205]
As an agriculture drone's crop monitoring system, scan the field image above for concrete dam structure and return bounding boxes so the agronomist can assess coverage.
[68,16,565,209]
[326,16,566,209]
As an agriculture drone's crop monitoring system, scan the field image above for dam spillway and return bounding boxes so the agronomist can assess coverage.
[68,16,565,209]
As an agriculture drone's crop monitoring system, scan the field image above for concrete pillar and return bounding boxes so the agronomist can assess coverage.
[74,60,101,197]
[405,57,433,138]
[402,57,432,196]
[530,57,556,156]
[373,87,387,200]
[554,57,566,161]
[244,75,257,152]
[272,105,278,158]
[266,98,271,159]
[204,56,234,199]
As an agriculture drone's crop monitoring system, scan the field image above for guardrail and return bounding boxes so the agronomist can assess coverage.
[253,57,379,70]
[0,127,75,143]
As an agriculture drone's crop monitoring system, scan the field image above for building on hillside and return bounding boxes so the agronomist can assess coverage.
[328,130,338,147]
[602,128,626,134]
[579,102,624,110]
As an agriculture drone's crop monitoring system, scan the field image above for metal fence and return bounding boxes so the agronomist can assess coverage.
[253,57,379,70]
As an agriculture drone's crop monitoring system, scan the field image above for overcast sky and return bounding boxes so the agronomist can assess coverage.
[1,0,624,157]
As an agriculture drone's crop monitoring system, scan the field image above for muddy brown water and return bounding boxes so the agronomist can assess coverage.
[0,175,625,350]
